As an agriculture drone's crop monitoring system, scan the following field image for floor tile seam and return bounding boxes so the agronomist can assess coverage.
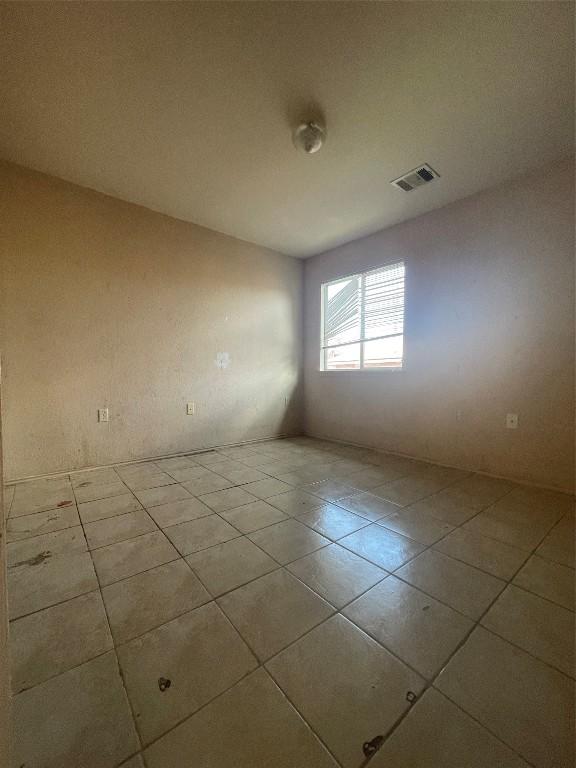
[85,512,162,551]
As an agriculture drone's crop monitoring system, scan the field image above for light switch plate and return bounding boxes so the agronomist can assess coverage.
[98,408,109,423]
[506,413,518,429]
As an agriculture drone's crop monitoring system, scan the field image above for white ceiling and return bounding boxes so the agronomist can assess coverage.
[0,2,573,258]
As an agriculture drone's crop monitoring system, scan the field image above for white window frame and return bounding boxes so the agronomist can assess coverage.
[320,261,406,372]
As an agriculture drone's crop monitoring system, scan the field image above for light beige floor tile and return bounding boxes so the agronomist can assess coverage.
[208,459,249,477]
[7,506,80,544]
[248,519,330,564]
[434,527,530,579]
[135,483,192,508]
[144,668,338,768]
[513,554,574,610]
[118,602,257,744]
[396,549,505,619]
[217,569,334,661]
[301,479,361,503]
[181,471,234,496]
[344,466,403,490]
[10,590,113,692]
[339,523,425,571]
[297,503,371,540]
[154,456,198,472]
[78,493,142,523]
[92,530,179,586]
[119,755,145,768]
[8,526,87,567]
[266,489,325,516]
[344,575,473,678]
[12,651,139,768]
[238,452,281,468]
[189,451,229,466]
[186,537,278,596]
[436,627,575,768]
[463,501,559,550]
[218,445,263,459]
[242,477,293,499]
[164,514,240,555]
[287,543,386,608]
[74,481,128,504]
[221,468,271,486]
[371,474,449,507]
[165,465,214,483]
[124,472,177,492]
[432,475,516,510]
[482,584,574,677]
[267,614,425,768]
[10,487,76,517]
[199,486,259,512]
[70,468,119,488]
[220,500,289,533]
[499,486,573,520]
[147,496,213,528]
[8,550,98,619]
[116,461,160,477]
[102,559,210,643]
[408,494,479,525]
[84,509,157,549]
[370,687,531,768]
[536,512,575,568]
[335,492,401,521]
[377,506,455,545]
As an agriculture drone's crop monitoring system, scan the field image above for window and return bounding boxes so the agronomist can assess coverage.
[320,261,405,371]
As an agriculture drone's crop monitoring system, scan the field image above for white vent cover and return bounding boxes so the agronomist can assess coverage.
[391,164,440,192]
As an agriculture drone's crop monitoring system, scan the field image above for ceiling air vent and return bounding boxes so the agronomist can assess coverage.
[391,164,440,192]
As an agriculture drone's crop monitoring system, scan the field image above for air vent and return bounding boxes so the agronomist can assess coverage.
[391,164,440,192]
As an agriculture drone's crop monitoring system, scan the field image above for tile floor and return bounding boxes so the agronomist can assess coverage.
[4,437,575,768]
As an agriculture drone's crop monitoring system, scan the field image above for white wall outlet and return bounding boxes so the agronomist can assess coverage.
[98,408,109,423]
[506,413,519,429]
[186,402,195,416]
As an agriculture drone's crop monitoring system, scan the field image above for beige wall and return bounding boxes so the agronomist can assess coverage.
[304,161,575,492]
[0,162,303,481]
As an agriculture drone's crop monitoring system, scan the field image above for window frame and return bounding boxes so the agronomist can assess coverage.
[319,261,406,373]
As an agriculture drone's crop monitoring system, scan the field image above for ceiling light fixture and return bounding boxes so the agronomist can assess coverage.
[293,121,326,154]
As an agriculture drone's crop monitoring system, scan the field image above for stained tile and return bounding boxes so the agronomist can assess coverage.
[164,515,239,555]
[396,549,505,620]
[377,507,455,545]
[70,468,119,488]
[144,668,338,768]
[220,500,289,533]
[84,509,157,549]
[92,530,179,586]
[8,526,87,567]
[74,481,128,504]
[146,496,213,528]
[344,576,473,678]
[12,652,139,768]
[513,555,574,610]
[242,478,293,499]
[287,544,386,608]
[199,486,259,513]
[335,492,401,521]
[79,493,142,523]
[102,559,210,643]
[8,550,98,619]
[434,527,529,580]
[217,569,333,661]
[248,519,330,564]
[536,513,575,568]
[266,615,425,768]
[297,503,370,540]
[135,483,192,508]
[186,537,278,596]
[370,688,531,768]
[10,590,112,692]
[482,584,574,677]
[10,485,75,517]
[339,523,425,571]
[118,603,257,743]
[266,489,325,516]
[7,501,79,543]
[436,627,574,768]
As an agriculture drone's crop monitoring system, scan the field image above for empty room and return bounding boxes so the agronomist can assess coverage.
[0,2,574,767]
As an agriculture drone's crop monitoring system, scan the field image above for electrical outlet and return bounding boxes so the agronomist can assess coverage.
[186,402,195,416]
[98,408,109,423]
[506,413,518,429]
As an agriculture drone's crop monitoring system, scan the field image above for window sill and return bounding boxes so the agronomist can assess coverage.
[318,367,404,373]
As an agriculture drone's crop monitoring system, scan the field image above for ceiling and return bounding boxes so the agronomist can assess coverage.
[0,2,573,258]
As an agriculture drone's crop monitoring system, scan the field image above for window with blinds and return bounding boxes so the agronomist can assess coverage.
[320,261,405,370]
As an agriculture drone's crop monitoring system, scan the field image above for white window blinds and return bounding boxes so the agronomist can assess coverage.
[321,261,405,370]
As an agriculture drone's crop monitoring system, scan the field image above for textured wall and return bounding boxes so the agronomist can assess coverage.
[304,161,575,492]
[0,162,303,480]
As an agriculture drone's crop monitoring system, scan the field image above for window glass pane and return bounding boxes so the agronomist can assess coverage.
[363,336,403,369]
[364,262,405,340]
[325,343,361,370]
[323,276,361,346]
